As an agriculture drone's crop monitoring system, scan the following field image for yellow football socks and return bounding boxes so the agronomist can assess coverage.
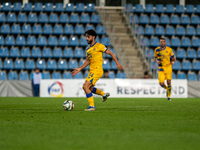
[161,84,168,89]
[86,92,94,106]
[167,85,172,97]
[92,87,105,96]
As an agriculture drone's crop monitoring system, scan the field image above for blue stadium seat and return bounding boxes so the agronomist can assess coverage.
[84,72,89,78]
[70,14,79,23]
[55,3,64,12]
[0,13,6,23]
[101,37,111,46]
[171,15,180,24]
[196,5,200,14]
[182,37,191,47]
[160,15,170,24]
[47,60,57,70]
[53,48,63,58]
[3,2,11,11]
[145,26,154,35]
[69,60,78,69]
[33,24,42,34]
[76,3,85,12]
[117,72,126,78]
[173,61,182,70]
[198,50,200,58]
[150,15,159,24]
[96,37,100,43]
[42,72,51,79]
[6,36,15,46]
[64,25,74,34]
[176,5,184,13]
[28,13,38,23]
[58,60,68,70]
[0,36,5,45]
[171,37,181,47]
[140,14,149,24]
[21,47,31,58]
[188,73,197,81]
[86,3,95,12]
[187,49,197,59]
[39,13,48,23]
[69,36,79,46]
[49,13,58,23]
[0,72,7,80]
[150,37,159,47]
[145,49,154,58]
[74,72,83,79]
[91,14,101,23]
[59,36,68,46]
[16,36,26,46]
[140,37,149,46]
[96,25,106,35]
[60,14,69,23]
[155,4,164,13]
[166,4,174,13]
[172,72,176,79]
[193,61,200,70]
[135,26,144,35]
[111,60,118,70]
[18,13,27,23]
[38,36,47,46]
[7,13,17,23]
[81,14,90,23]
[176,49,186,59]
[80,37,88,46]
[25,60,35,70]
[181,15,190,24]
[48,36,58,46]
[54,24,63,35]
[130,15,139,24]
[186,4,195,13]
[197,27,200,36]
[36,60,46,70]
[145,4,154,13]
[74,48,84,58]
[64,48,73,58]
[176,26,185,36]
[66,3,74,12]
[10,47,20,58]
[79,60,89,70]
[27,36,36,46]
[186,26,196,36]
[1,24,10,34]
[45,3,54,12]
[11,24,21,34]
[0,47,9,57]
[32,47,41,58]
[24,3,32,12]
[22,24,31,34]
[63,72,72,79]
[4,60,14,69]
[166,26,175,35]
[177,72,186,79]
[156,26,165,35]
[15,59,24,70]
[192,37,200,47]
[103,60,111,70]
[135,4,144,13]
[125,4,133,12]
[0,60,2,69]
[191,15,200,24]
[165,37,171,46]
[182,60,192,70]
[42,48,52,58]
[8,72,18,80]
[75,25,85,35]
[19,72,29,80]
[108,72,115,79]
[34,3,43,12]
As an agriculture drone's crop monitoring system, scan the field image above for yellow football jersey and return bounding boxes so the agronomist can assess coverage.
[154,46,174,71]
[86,42,107,71]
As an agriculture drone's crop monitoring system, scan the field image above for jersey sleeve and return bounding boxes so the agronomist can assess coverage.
[170,48,175,57]
[154,48,157,58]
[99,44,108,53]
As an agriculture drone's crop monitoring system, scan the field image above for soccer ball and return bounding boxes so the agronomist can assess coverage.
[63,100,74,111]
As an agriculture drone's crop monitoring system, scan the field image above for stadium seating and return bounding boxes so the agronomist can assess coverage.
[0,72,7,80]
[19,72,29,80]
[188,72,197,81]
[58,60,68,70]
[63,72,72,79]
[177,72,186,79]
[52,72,61,79]
[26,60,35,70]
[10,47,20,58]
[8,72,18,80]
[43,72,51,79]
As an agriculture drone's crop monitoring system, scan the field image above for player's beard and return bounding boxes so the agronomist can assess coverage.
[87,39,93,44]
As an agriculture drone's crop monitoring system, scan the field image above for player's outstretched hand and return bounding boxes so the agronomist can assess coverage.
[117,63,123,70]
[171,61,175,65]
[71,68,81,76]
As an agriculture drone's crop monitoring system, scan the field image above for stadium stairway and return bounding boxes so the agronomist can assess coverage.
[104,9,146,78]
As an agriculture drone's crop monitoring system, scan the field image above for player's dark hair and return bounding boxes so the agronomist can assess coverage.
[85,29,97,39]
[35,67,39,70]
[144,71,148,75]
[160,37,166,41]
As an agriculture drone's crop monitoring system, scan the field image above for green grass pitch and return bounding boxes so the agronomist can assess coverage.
[0,97,200,150]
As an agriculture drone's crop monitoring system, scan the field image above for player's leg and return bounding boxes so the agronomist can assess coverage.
[90,86,110,102]
[166,67,172,101]
[158,71,167,89]
[167,80,171,101]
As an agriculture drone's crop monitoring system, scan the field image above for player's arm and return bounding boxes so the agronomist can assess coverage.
[105,49,123,70]
[171,55,176,65]
[154,49,161,65]
[71,57,90,76]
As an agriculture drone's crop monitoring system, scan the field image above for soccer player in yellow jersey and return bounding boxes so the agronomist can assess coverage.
[71,29,123,111]
[154,38,176,101]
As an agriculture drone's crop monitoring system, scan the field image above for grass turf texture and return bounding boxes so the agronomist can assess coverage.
[0,98,200,150]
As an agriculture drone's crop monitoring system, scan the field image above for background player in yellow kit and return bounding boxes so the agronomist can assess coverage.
[71,29,123,111]
[154,38,176,101]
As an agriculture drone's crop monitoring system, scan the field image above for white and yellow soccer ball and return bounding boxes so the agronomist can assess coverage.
[63,100,74,111]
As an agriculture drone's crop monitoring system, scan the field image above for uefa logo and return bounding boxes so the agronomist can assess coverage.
[48,81,64,97]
